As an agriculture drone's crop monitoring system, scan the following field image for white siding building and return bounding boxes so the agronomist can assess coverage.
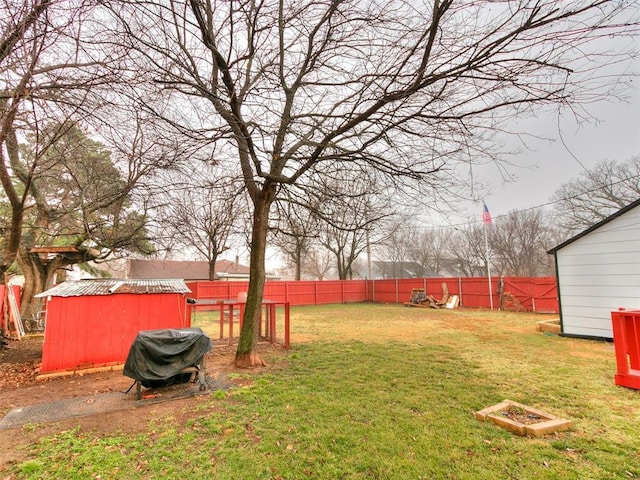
[548,199,640,340]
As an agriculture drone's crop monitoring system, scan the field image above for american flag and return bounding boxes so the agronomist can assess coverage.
[482,202,492,224]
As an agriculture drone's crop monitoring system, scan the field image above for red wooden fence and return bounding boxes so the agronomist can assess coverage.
[186,276,558,313]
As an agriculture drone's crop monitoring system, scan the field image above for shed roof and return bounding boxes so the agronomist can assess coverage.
[36,278,191,298]
[547,198,640,254]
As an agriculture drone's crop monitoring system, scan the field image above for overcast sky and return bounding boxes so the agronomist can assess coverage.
[479,94,639,218]
[454,49,640,226]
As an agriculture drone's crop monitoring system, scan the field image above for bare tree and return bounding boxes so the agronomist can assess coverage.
[313,178,388,280]
[156,173,243,280]
[301,244,333,280]
[105,0,639,365]
[271,197,319,281]
[318,211,369,281]
[375,217,415,276]
[449,223,490,277]
[489,208,555,277]
[551,156,640,235]
[374,215,456,277]
[413,227,455,276]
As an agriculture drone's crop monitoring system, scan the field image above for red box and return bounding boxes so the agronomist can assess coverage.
[611,309,640,390]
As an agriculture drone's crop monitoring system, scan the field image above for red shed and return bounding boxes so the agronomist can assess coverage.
[36,279,191,373]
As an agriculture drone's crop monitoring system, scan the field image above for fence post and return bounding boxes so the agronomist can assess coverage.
[395,278,399,304]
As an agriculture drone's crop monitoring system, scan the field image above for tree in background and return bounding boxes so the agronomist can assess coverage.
[271,196,319,281]
[317,201,370,281]
[369,208,557,279]
[375,217,416,278]
[489,208,555,277]
[551,156,640,235]
[448,223,491,277]
[377,222,454,277]
[0,1,195,322]
[408,227,454,276]
[155,172,244,280]
[12,122,154,320]
[301,246,333,281]
[314,178,389,281]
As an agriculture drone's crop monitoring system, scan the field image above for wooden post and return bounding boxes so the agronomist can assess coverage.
[219,304,224,340]
[284,302,290,349]
[269,303,276,344]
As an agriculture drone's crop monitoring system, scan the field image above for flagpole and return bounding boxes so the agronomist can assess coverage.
[482,202,494,310]
[483,222,493,310]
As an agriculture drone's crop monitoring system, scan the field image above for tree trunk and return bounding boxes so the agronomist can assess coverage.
[337,254,347,280]
[17,249,58,329]
[295,243,301,281]
[234,186,275,367]
[0,113,26,276]
[208,256,217,281]
[0,207,24,277]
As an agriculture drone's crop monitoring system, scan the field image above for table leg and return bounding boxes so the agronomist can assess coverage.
[284,302,290,348]
[219,305,224,339]
[269,304,276,344]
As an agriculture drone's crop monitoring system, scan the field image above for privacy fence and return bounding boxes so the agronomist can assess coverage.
[186,276,559,313]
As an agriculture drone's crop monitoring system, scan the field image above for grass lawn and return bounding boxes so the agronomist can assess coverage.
[13,304,640,479]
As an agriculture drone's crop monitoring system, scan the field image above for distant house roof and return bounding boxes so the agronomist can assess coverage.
[128,259,250,281]
[36,278,191,298]
[547,198,640,254]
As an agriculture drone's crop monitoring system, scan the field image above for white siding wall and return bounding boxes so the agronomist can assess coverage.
[557,205,640,339]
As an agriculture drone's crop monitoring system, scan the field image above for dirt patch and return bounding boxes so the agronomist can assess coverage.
[498,405,543,425]
[0,336,44,389]
[0,336,276,472]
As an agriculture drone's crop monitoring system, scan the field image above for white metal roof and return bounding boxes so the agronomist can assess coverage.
[35,279,191,298]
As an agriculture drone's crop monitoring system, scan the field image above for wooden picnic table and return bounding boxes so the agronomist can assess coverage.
[189,298,290,348]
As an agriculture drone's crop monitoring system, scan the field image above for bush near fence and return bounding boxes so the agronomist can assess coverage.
[186,277,558,314]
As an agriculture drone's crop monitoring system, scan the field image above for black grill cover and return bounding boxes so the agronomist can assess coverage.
[123,328,212,387]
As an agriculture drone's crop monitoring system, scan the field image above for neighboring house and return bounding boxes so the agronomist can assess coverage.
[547,198,640,340]
[371,261,442,279]
[127,258,251,281]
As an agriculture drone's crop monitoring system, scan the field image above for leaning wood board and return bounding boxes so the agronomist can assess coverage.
[7,286,24,339]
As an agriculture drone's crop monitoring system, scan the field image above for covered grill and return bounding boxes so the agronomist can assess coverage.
[123,327,212,398]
